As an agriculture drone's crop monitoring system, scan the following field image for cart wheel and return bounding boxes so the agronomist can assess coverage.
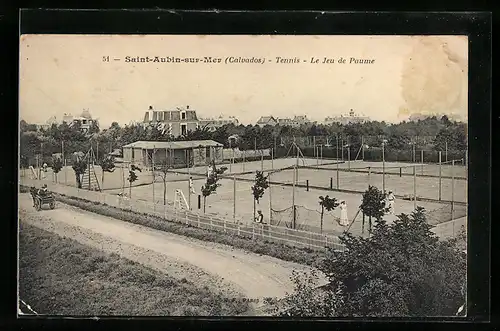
[50,202,55,209]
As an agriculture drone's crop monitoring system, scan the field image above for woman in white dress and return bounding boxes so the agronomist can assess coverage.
[339,200,349,226]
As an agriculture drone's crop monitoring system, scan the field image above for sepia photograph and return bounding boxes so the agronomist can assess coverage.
[18,33,468,317]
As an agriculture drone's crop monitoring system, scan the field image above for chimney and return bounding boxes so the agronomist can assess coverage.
[186,105,190,109]
[149,105,153,110]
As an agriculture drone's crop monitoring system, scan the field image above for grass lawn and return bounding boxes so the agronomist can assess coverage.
[18,220,249,316]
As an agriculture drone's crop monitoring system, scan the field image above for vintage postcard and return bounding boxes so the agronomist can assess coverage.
[18,34,468,317]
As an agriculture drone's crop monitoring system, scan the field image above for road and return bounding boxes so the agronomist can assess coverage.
[19,194,326,312]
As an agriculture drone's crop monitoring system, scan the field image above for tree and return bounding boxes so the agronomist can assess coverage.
[359,185,387,233]
[72,159,87,189]
[251,171,269,221]
[264,269,336,317]
[201,161,227,213]
[127,164,142,197]
[100,156,116,189]
[319,195,340,233]
[52,157,63,183]
[155,160,170,205]
[273,208,466,317]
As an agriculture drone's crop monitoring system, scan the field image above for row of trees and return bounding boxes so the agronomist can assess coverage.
[20,115,467,167]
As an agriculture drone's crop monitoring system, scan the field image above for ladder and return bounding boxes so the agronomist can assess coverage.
[81,147,101,191]
[174,189,189,210]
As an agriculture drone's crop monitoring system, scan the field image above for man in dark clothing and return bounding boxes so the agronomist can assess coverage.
[256,210,264,224]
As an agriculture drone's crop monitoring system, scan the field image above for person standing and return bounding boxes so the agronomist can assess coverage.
[387,191,395,214]
[339,200,349,226]
[189,176,196,194]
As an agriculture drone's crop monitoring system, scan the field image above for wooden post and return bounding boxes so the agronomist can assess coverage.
[197,214,200,228]
[413,165,417,209]
[271,147,274,170]
[330,177,333,190]
[361,136,365,160]
[421,150,424,175]
[269,172,272,223]
[336,160,340,189]
[382,142,385,193]
[233,175,236,222]
[451,160,455,219]
[306,180,309,191]
[439,151,442,200]
[336,134,339,161]
[445,141,448,162]
[368,167,371,187]
[198,194,201,209]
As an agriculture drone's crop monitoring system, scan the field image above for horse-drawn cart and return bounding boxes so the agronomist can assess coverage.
[30,187,56,211]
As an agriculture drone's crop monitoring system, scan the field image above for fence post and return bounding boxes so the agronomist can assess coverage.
[330,177,333,190]
[421,150,424,175]
[238,223,241,236]
[210,217,213,230]
[185,211,189,225]
[368,167,371,187]
[252,224,255,240]
[413,165,417,209]
[224,219,227,233]
[399,167,402,177]
[306,180,309,191]
[197,213,200,228]
[325,235,328,249]
[438,151,442,201]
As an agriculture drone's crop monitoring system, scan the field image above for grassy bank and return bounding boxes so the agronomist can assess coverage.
[18,220,249,316]
[47,191,325,268]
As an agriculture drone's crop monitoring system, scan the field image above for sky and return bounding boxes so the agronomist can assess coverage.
[19,35,468,128]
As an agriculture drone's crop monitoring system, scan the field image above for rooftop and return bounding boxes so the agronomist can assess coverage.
[122,140,223,150]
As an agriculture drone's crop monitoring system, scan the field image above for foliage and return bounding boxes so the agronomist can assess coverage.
[251,171,269,203]
[264,270,336,317]
[360,185,387,222]
[20,116,467,167]
[201,162,228,212]
[71,159,87,189]
[100,156,116,173]
[319,195,340,232]
[99,156,116,187]
[275,208,466,317]
[52,157,63,183]
[125,165,141,197]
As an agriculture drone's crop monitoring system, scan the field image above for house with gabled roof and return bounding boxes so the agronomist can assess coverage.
[256,116,278,128]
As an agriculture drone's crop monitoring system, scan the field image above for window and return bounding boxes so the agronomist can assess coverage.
[181,124,187,136]
[131,148,135,160]
[181,111,186,120]
[82,120,87,124]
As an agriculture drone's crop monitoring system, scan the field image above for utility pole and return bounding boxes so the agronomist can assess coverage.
[438,151,442,200]
[62,140,67,185]
[413,165,417,209]
[233,174,236,222]
[451,159,455,219]
[347,145,351,170]
[336,134,339,161]
[361,136,365,160]
[268,172,272,223]
[152,146,156,209]
[382,140,386,193]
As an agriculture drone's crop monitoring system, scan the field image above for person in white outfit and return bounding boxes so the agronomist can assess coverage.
[189,176,196,194]
[339,200,349,226]
[387,191,395,214]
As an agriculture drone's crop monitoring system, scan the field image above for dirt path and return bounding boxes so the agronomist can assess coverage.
[19,194,325,307]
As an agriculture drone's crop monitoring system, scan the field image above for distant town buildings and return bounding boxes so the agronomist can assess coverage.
[38,109,96,132]
[257,115,311,128]
[199,115,239,132]
[407,112,465,122]
[256,116,279,128]
[142,105,240,137]
[324,109,370,125]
